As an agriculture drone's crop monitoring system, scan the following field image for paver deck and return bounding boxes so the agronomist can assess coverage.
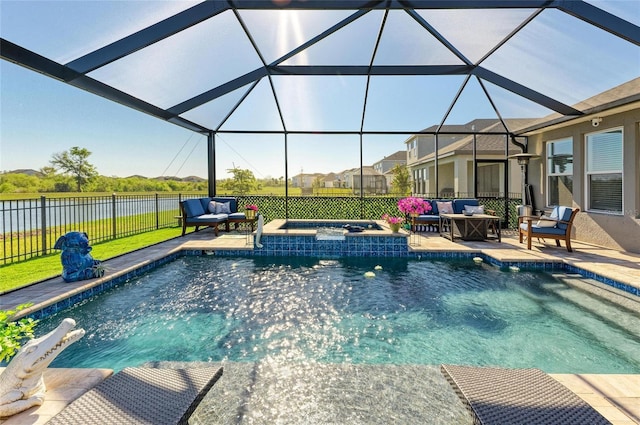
[0,367,112,425]
[1,226,639,424]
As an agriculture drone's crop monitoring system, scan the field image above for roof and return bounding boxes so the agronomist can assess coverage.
[380,151,406,161]
[412,119,529,163]
[2,1,638,137]
[341,166,384,176]
[514,77,640,134]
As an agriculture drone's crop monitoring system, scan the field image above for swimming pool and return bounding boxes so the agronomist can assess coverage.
[39,256,640,374]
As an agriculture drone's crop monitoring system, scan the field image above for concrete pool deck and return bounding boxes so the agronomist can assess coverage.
[1,226,639,424]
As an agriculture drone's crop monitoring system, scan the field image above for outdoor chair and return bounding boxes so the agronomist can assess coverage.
[47,366,223,425]
[518,206,579,252]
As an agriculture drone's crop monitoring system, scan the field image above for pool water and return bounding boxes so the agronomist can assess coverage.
[40,256,640,374]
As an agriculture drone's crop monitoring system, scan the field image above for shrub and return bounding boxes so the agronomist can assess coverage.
[0,304,38,363]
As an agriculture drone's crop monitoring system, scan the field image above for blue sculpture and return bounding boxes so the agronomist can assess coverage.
[53,232,104,282]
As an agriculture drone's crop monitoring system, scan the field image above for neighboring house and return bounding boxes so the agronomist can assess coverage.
[322,172,339,188]
[405,119,534,198]
[290,173,324,189]
[513,77,640,253]
[373,150,406,190]
[339,166,387,194]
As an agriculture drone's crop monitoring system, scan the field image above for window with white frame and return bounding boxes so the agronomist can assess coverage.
[546,138,573,206]
[585,128,623,214]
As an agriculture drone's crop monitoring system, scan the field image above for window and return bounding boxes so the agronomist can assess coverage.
[586,129,623,214]
[478,163,501,197]
[546,138,573,206]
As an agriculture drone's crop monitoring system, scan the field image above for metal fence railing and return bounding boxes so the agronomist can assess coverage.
[2,193,523,265]
[1,194,184,265]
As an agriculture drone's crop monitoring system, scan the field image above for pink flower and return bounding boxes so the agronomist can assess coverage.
[381,214,404,225]
[245,204,258,211]
[397,197,432,215]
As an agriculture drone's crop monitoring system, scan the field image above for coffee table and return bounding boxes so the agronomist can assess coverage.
[227,217,257,232]
[439,213,501,242]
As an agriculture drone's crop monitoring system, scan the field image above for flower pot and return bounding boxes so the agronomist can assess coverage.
[409,213,419,218]
[390,223,401,233]
[245,209,256,219]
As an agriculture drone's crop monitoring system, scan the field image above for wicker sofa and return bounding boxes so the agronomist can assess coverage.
[179,197,246,236]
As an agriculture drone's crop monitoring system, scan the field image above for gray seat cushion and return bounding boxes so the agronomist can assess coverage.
[188,213,228,223]
[228,212,246,220]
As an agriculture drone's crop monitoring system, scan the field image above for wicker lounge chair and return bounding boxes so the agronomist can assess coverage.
[47,366,223,425]
[441,364,610,424]
[518,206,579,252]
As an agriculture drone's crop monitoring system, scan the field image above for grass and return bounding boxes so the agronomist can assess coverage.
[0,227,183,293]
[1,211,178,262]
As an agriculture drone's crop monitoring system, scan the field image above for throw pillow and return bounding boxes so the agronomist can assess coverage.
[536,216,557,227]
[436,201,454,214]
[208,201,217,213]
[215,202,231,214]
[464,205,485,214]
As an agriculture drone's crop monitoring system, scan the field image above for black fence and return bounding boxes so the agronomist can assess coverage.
[1,193,523,265]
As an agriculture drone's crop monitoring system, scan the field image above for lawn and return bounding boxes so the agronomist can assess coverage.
[0,227,183,293]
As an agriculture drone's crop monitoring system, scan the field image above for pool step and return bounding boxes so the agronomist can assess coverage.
[544,299,640,367]
[533,274,640,366]
[496,276,639,370]
[551,273,640,309]
[545,273,640,341]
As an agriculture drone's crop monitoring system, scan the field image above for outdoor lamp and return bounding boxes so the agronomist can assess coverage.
[512,153,536,167]
[509,153,539,206]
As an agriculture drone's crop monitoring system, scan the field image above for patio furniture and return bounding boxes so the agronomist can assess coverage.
[413,198,484,232]
[439,213,501,242]
[47,366,223,425]
[518,206,579,252]
[228,215,257,232]
[441,364,610,425]
[180,197,245,236]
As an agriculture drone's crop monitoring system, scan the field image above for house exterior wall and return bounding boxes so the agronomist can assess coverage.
[291,174,322,188]
[526,107,640,253]
[411,155,522,198]
[373,157,406,175]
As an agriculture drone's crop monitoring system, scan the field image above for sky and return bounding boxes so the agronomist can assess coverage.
[1,1,638,180]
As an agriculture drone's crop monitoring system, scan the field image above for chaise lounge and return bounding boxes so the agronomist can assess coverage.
[47,366,223,425]
[518,206,579,252]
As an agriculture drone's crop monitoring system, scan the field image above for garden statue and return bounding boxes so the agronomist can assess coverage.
[0,318,85,417]
[54,231,104,282]
[255,213,264,248]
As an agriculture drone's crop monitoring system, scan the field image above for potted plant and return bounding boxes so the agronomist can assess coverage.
[245,204,258,219]
[381,214,404,233]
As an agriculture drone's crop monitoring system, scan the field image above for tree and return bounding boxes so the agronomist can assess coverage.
[50,147,98,192]
[312,176,323,192]
[390,164,412,196]
[225,167,257,194]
